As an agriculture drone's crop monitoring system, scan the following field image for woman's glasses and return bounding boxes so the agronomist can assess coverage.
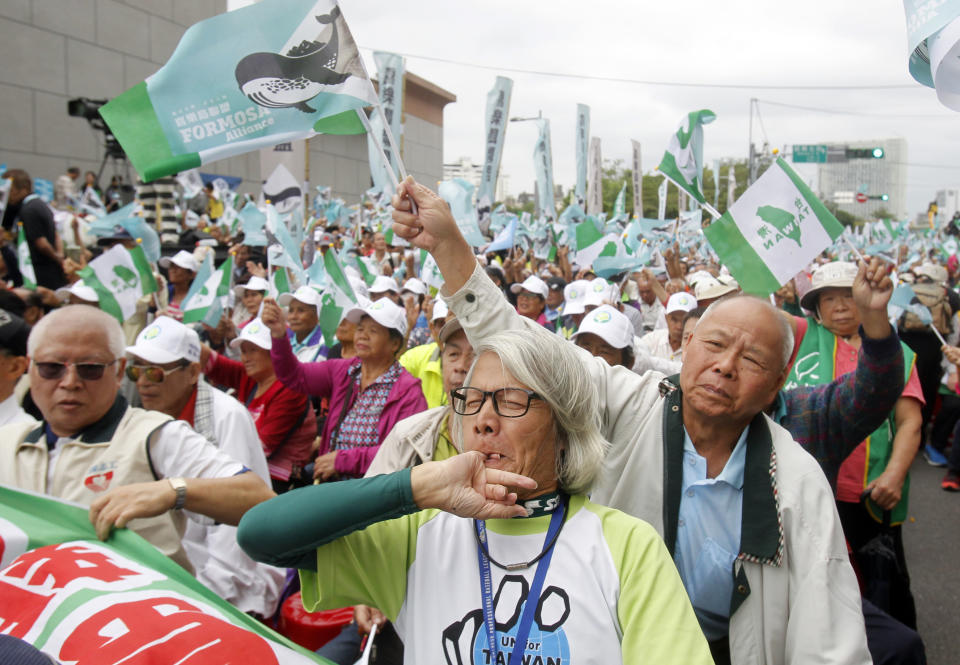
[33,360,116,381]
[451,387,542,418]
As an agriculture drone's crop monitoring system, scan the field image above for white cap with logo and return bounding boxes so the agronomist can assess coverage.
[572,305,634,349]
[126,316,201,364]
[561,279,591,315]
[665,291,698,315]
[583,278,620,308]
[229,318,273,351]
[345,298,408,336]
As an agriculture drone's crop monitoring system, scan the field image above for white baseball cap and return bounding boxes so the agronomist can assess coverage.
[572,305,634,349]
[401,278,428,296]
[369,275,400,294]
[159,250,199,273]
[278,285,322,308]
[583,278,620,308]
[229,318,273,351]
[431,297,449,322]
[233,275,270,299]
[510,275,548,299]
[126,316,201,363]
[55,279,99,303]
[665,291,698,315]
[562,279,591,316]
[345,298,407,336]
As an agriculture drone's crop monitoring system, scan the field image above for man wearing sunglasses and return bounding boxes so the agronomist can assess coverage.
[125,316,285,617]
[0,305,275,577]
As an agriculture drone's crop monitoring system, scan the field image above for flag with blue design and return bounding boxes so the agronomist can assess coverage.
[486,218,518,253]
[17,224,36,290]
[703,157,844,295]
[889,283,934,326]
[438,179,486,247]
[33,178,54,203]
[239,202,268,246]
[657,110,715,205]
[99,0,377,182]
[78,244,158,322]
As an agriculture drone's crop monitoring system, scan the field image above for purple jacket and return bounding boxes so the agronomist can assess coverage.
[271,335,427,477]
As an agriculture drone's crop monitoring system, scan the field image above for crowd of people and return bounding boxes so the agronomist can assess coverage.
[3,164,959,664]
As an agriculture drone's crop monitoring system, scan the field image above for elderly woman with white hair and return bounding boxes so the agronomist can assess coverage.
[238,326,711,665]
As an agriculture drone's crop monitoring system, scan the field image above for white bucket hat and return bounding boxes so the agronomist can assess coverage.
[159,250,199,273]
[127,316,201,363]
[800,261,858,311]
[572,305,634,349]
[55,279,99,303]
[229,318,273,351]
[509,275,548,299]
[233,275,270,299]
[345,298,407,336]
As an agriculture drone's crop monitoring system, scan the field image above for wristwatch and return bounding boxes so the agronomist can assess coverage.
[168,477,187,511]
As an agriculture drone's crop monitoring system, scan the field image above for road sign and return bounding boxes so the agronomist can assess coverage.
[856,192,868,203]
[792,144,828,163]
[834,190,855,204]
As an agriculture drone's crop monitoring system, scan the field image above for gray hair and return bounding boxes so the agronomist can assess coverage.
[451,326,609,495]
[28,305,126,359]
[698,295,794,372]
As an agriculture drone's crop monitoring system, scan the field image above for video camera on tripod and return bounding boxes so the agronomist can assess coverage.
[68,97,134,204]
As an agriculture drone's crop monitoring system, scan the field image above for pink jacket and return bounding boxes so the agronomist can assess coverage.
[270,335,427,477]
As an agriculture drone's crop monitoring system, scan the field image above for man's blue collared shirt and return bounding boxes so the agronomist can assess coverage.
[673,425,748,641]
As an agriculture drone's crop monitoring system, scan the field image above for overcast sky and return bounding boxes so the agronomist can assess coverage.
[337,0,958,217]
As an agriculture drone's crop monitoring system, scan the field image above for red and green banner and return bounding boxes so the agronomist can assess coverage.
[0,484,328,664]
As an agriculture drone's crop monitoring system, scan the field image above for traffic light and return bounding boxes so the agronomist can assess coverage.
[881,193,889,201]
[845,147,885,159]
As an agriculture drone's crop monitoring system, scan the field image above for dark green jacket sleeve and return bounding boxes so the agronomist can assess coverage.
[237,469,418,570]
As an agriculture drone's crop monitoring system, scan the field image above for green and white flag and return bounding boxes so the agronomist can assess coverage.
[613,182,627,219]
[0,484,325,664]
[78,244,158,322]
[657,109,716,205]
[703,157,844,295]
[16,223,36,290]
[420,252,445,292]
[183,254,233,325]
[99,0,377,182]
[319,250,357,347]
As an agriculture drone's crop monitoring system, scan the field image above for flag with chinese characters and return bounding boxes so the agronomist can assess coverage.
[99,0,377,182]
[703,158,843,295]
[0,484,326,664]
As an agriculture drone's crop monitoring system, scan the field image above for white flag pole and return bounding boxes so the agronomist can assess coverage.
[842,235,866,264]
[356,109,417,215]
[656,169,722,220]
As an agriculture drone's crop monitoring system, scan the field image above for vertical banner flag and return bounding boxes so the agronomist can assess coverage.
[533,119,556,220]
[657,109,716,205]
[727,162,737,210]
[712,158,720,208]
[478,77,513,214]
[78,244,158,322]
[703,157,844,295]
[260,141,306,215]
[658,178,668,220]
[373,51,405,177]
[438,179,486,246]
[100,0,378,182]
[631,140,642,219]
[587,136,603,216]
[0,484,324,664]
[613,183,627,219]
[365,109,392,194]
[575,104,590,205]
[17,224,37,290]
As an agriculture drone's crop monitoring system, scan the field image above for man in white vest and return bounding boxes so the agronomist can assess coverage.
[126,316,285,617]
[0,305,274,574]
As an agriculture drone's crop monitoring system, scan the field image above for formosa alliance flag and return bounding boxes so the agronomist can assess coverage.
[0,484,329,664]
[703,158,844,295]
[100,0,377,182]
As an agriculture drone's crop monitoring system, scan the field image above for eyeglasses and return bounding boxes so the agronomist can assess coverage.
[451,387,543,418]
[126,364,186,384]
[33,360,117,381]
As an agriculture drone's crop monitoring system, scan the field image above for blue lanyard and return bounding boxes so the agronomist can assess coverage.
[475,497,566,665]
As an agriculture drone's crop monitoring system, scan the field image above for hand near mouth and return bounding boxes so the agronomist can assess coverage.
[411,451,537,520]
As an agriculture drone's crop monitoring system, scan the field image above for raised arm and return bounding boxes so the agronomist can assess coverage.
[262,298,336,397]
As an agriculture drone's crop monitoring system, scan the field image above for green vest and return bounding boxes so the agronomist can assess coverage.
[786,318,915,524]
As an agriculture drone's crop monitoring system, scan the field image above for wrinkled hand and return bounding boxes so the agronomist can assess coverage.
[391,177,462,253]
[89,480,177,541]
[410,451,537,520]
[260,298,287,339]
[865,470,906,511]
[313,451,338,481]
[852,256,893,312]
[354,605,385,634]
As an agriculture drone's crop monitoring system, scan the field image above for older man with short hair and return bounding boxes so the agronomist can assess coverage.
[0,305,274,574]
[391,177,872,665]
[126,316,285,616]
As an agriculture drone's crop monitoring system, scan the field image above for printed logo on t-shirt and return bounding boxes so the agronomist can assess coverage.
[83,462,117,493]
[442,574,571,665]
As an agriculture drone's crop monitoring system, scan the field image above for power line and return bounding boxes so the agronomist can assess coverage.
[360,47,917,91]
[756,99,953,118]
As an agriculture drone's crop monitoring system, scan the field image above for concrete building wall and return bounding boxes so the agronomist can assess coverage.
[0,2,455,208]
